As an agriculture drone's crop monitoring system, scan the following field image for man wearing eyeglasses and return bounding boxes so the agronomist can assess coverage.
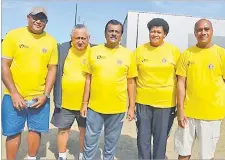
[1,7,58,160]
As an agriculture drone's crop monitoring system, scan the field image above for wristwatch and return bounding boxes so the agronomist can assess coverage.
[43,92,50,98]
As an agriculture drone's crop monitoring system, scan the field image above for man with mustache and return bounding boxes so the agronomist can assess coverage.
[80,19,137,160]
[1,7,58,160]
[175,19,225,160]
[51,24,90,160]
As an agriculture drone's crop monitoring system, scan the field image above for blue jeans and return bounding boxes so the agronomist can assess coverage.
[2,95,50,136]
[83,108,125,160]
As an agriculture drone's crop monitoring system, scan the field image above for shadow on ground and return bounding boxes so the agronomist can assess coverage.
[9,128,137,160]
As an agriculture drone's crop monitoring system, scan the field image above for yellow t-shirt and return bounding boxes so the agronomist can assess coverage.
[2,27,58,100]
[135,42,180,108]
[176,45,225,120]
[83,44,138,114]
[61,45,90,110]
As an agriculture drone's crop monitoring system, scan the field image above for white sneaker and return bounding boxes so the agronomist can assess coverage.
[78,153,83,160]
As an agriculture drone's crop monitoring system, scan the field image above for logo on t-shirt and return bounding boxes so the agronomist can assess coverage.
[208,64,214,70]
[162,58,167,63]
[42,48,47,53]
[19,44,29,48]
[117,60,122,65]
[141,58,149,63]
[82,59,86,64]
[187,61,195,67]
[97,55,106,59]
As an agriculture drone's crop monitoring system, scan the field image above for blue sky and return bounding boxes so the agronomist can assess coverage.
[2,0,225,44]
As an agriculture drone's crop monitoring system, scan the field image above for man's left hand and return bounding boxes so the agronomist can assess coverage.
[31,95,47,108]
[127,107,135,121]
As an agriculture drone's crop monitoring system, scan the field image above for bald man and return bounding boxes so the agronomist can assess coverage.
[51,24,90,160]
[175,19,225,159]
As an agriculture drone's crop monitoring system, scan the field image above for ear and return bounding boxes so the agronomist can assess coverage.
[194,30,197,37]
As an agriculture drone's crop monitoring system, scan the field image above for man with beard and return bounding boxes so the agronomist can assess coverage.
[175,19,225,160]
[1,7,58,160]
[80,19,137,160]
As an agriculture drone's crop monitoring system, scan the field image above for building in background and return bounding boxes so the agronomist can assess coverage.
[121,11,225,51]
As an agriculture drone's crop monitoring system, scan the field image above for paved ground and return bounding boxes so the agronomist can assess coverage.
[1,97,225,159]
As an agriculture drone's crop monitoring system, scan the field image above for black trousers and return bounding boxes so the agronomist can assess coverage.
[136,103,176,160]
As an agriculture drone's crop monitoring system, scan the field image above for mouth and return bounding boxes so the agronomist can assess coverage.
[34,24,42,28]
[151,37,160,41]
[199,36,209,41]
[200,36,208,39]
[77,43,83,47]
[110,37,117,40]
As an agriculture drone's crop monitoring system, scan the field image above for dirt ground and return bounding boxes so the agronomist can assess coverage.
[1,97,225,159]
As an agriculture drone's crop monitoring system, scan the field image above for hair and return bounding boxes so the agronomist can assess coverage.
[71,24,89,36]
[74,23,86,29]
[104,19,123,34]
[147,18,169,35]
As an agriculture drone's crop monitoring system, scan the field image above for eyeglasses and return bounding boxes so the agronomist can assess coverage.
[29,14,48,24]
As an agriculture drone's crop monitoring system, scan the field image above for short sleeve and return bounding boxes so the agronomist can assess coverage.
[133,48,140,65]
[49,40,58,65]
[127,52,138,78]
[173,47,181,67]
[219,47,225,79]
[2,31,16,59]
[83,49,92,74]
[176,51,188,77]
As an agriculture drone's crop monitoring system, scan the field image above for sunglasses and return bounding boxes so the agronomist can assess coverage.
[29,14,48,24]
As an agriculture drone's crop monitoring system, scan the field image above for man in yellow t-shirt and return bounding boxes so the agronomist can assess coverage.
[134,18,180,160]
[1,7,58,160]
[175,19,225,160]
[80,19,138,160]
[51,24,90,160]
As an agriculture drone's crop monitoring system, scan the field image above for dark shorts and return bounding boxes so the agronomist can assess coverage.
[51,108,86,128]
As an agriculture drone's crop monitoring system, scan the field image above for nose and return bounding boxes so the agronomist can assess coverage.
[151,33,158,38]
[111,31,117,36]
[201,29,207,35]
[77,39,83,45]
[78,38,83,43]
[150,31,158,36]
[35,19,42,24]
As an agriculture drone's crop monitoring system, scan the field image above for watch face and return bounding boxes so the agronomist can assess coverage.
[44,93,50,98]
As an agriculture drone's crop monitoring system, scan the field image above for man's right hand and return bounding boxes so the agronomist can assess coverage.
[11,92,26,110]
[177,109,188,128]
[80,104,88,118]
